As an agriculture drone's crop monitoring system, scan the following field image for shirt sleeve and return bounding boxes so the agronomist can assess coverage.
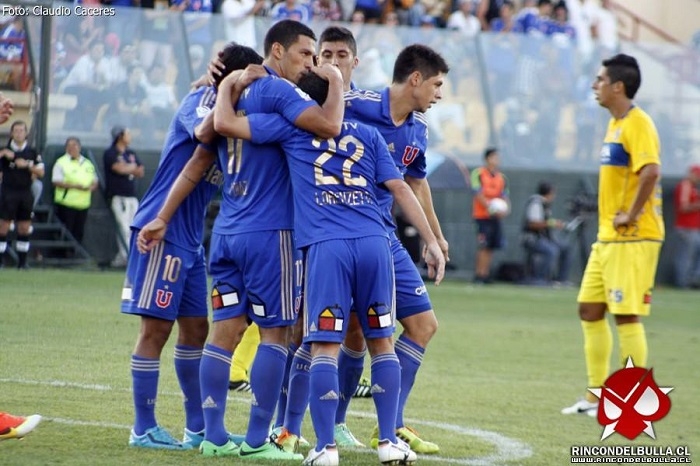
[526,198,544,222]
[626,115,661,173]
[179,88,214,141]
[52,159,65,183]
[248,113,296,145]
[263,78,318,126]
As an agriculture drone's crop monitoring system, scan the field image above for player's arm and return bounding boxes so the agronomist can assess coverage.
[386,178,445,285]
[212,66,268,139]
[613,163,660,228]
[470,169,489,209]
[110,157,141,176]
[137,145,216,252]
[292,64,343,138]
[405,175,449,261]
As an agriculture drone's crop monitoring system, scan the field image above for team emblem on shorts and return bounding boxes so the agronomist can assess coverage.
[367,303,392,329]
[318,306,344,332]
[155,289,173,308]
[211,283,239,310]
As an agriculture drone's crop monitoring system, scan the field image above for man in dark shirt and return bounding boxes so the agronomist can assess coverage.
[0,120,45,269]
[103,125,144,267]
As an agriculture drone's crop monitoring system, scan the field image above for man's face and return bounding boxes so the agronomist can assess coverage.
[412,71,445,113]
[11,124,26,144]
[66,139,81,157]
[318,41,358,89]
[592,66,614,108]
[122,129,132,146]
[278,35,316,84]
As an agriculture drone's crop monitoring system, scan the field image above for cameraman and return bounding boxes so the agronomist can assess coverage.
[521,181,572,285]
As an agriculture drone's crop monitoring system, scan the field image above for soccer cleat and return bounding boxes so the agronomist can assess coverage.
[271,426,300,453]
[561,399,598,417]
[377,439,417,465]
[200,439,239,457]
[370,425,439,454]
[238,440,304,460]
[303,446,340,466]
[353,376,373,398]
[228,380,252,392]
[272,425,310,448]
[0,412,41,440]
[128,425,192,450]
[182,428,244,449]
[333,423,365,448]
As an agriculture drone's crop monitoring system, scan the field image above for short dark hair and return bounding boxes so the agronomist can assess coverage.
[296,72,329,106]
[537,181,553,196]
[214,43,264,89]
[65,136,81,148]
[602,53,641,99]
[263,20,316,58]
[319,26,357,56]
[484,147,498,160]
[392,44,450,84]
[10,120,26,132]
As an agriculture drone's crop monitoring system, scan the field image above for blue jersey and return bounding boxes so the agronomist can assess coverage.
[213,67,317,235]
[247,115,402,248]
[132,87,222,251]
[344,87,429,237]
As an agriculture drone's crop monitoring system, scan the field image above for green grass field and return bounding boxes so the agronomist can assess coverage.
[1,269,698,465]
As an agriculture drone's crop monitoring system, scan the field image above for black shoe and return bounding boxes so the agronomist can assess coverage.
[228,380,252,392]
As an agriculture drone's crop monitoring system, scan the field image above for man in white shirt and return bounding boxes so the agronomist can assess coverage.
[447,0,480,38]
[221,0,266,50]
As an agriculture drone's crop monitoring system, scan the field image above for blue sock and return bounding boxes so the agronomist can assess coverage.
[285,343,311,436]
[246,343,288,448]
[371,353,401,443]
[275,342,297,429]
[309,354,339,450]
[174,345,204,433]
[200,344,232,446]
[130,355,159,435]
[394,335,424,428]
[335,344,366,424]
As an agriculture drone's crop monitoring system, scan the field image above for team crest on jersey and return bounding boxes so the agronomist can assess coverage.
[387,142,395,152]
[318,305,344,332]
[196,106,211,118]
[211,283,239,310]
[367,303,392,329]
[402,146,420,166]
[155,289,173,308]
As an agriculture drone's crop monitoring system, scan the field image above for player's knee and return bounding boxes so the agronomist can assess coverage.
[177,317,209,347]
[578,303,606,321]
[401,311,438,346]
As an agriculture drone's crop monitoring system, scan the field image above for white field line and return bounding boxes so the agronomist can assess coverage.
[1,378,533,465]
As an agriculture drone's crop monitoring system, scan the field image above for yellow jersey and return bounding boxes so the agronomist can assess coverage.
[597,106,664,242]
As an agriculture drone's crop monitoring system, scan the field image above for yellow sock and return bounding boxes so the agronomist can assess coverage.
[581,319,612,402]
[617,322,647,368]
[230,323,260,382]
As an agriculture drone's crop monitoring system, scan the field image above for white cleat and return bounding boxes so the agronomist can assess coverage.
[378,439,417,465]
[561,399,598,417]
[303,446,339,466]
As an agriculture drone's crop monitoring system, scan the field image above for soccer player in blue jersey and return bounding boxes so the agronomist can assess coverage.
[321,30,450,453]
[139,20,344,460]
[121,43,263,451]
[216,68,446,466]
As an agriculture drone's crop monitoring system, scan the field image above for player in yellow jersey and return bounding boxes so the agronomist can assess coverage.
[562,54,663,416]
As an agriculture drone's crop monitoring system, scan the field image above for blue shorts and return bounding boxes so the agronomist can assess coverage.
[391,238,432,318]
[303,236,395,345]
[208,230,300,328]
[121,231,208,321]
[476,218,504,250]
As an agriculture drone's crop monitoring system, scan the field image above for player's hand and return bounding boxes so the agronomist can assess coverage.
[14,158,28,168]
[236,64,267,88]
[423,237,449,263]
[137,218,168,253]
[0,148,14,159]
[206,53,226,86]
[613,211,636,228]
[424,241,446,286]
[0,93,14,124]
[312,63,342,82]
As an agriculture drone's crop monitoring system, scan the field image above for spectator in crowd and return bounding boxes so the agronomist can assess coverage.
[171,0,215,50]
[63,15,104,70]
[139,0,174,71]
[103,126,144,268]
[447,0,481,38]
[0,16,26,90]
[519,0,552,35]
[311,0,342,21]
[490,0,523,32]
[521,181,572,285]
[271,0,312,22]
[105,41,139,87]
[673,164,700,289]
[0,121,44,269]
[549,1,576,41]
[0,411,41,440]
[221,0,266,49]
[352,0,384,24]
[51,137,98,247]
[143,64,179,132]
[113,65,149,130]
[392,0,422,26]
[419,0,450,28]
[470,147,508,283]
[60,41,113,131]
[476,0,505,31]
